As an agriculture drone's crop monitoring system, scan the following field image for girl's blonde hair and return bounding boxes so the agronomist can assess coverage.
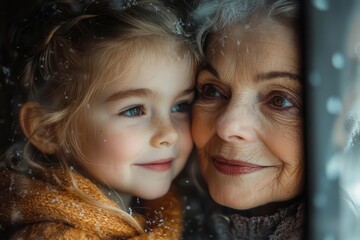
[3,0,198,232]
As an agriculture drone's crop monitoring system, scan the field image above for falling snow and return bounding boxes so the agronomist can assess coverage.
[173,20,186,36]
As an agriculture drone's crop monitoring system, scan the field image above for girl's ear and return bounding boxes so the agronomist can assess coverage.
[19,101,58,154]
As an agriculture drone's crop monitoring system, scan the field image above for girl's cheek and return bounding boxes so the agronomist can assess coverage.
[95,129,143,160]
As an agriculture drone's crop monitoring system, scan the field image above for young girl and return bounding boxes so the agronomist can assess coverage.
[0,0,198,238]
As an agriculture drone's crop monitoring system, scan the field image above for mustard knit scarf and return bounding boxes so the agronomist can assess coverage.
[0,169,182,239]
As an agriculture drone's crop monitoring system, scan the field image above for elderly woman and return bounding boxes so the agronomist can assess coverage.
[182,0,304,239]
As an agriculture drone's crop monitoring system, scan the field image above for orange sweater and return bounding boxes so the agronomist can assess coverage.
[0,169,182,239]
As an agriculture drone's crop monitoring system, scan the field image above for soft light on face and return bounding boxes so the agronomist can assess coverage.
[83,43,195,200]
[192,20,303,210]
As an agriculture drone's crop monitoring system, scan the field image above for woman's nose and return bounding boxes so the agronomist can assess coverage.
[216,104,258,143]
[150,117,179,147]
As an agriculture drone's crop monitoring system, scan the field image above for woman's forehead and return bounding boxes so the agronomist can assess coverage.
[203,22,299,84]
[207,23,298,61]
[209,19,297,47]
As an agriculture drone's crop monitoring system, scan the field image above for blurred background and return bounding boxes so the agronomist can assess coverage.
[305,0,360,239]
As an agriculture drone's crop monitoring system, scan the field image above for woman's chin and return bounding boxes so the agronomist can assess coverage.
[209,187,251,209]
[207,182,271,210]
[209,185,301,215]
[211,193,264,210]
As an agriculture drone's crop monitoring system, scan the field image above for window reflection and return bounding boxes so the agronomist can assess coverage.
[333,2,360,238]
[307,0,360,239]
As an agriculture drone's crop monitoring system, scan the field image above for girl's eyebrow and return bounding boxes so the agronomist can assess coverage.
[105,88,151,102]
[105,87,194,103]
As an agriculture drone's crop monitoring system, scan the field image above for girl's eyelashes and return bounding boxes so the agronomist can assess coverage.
[172,102,191,113]
[117,100,192,118]
[119,105,145,118]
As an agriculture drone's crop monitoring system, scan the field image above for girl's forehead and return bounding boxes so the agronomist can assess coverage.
[92,39,174,68]
[99,38,187,63]
[92,39,194,86]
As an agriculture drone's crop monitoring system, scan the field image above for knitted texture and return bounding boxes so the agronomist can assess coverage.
[0,169,182,239]
[209,201,304,240]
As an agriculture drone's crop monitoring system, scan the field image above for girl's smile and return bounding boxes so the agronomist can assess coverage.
[134,158,174,171]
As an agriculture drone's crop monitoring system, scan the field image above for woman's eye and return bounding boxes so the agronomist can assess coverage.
[172,102,191,113]
[119,106,144,117]
[265,90,302,112]
[272,95,294,108]
[199,84,224,99]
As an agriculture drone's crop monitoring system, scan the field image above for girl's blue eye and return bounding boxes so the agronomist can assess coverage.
[172,102,191,113]
[272,95,294,108]
[120,106,144,117]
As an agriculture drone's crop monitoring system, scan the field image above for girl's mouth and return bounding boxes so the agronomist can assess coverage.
[135,158,174,171]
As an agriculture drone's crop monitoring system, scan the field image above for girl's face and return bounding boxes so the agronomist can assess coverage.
[85,46,195,200]
[192,21,303,210]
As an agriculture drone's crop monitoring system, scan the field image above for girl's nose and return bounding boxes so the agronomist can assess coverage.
[150,118,179,147]
[216,103,258,143]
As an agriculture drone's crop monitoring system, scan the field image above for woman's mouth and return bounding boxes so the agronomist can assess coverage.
[135,158,173,171]
[212,156,264,175]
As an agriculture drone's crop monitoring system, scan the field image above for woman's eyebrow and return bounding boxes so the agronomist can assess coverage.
[201,62,220,78]
[105,88,151,102]
[256,71,300,82]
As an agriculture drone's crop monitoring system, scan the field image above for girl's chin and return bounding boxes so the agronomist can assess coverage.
[136,185,171,200]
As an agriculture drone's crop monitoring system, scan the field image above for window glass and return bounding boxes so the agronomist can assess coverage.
[306,0,360,239]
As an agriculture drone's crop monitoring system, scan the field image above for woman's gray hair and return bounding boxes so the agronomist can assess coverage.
[192,0,299,57]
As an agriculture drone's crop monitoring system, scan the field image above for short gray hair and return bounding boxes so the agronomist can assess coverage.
[192,0,299,57]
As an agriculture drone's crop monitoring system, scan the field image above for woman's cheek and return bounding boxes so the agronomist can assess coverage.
[191,110,208,149]
[193,109,218,150]
[181,123,194,153]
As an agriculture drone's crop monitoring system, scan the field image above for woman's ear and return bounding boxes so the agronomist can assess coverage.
[19,101,57,154]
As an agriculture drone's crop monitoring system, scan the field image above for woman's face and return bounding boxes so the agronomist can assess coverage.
[192,20,303,210]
